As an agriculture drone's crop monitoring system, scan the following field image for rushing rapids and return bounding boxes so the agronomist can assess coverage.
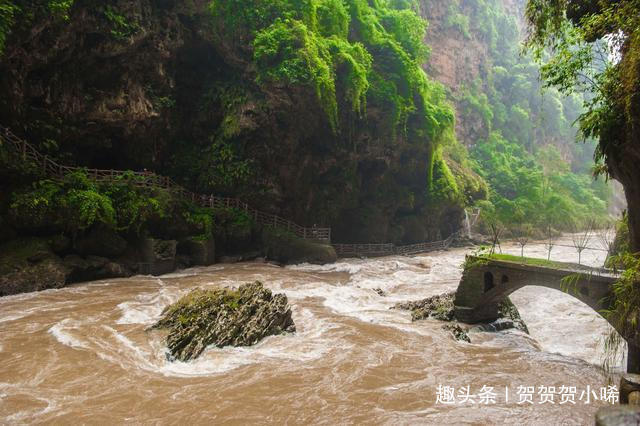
[0,237,624,423]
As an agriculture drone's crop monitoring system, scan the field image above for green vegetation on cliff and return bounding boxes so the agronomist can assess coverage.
[523,0,640,372]
[0,0,621,254]
[209,0,455,178]
[446,0,612,231]
[1,0,483,246]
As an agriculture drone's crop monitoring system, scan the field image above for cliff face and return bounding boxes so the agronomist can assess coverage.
[421,0,525,146]
[1,0,487,244]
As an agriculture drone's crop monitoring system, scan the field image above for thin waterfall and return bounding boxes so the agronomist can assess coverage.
[464,210,472,238]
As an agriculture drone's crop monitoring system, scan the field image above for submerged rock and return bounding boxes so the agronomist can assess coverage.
[151,281,295,362]
[394,292,456,321]
[497,298,529,334]
[443,324,471,343]
[394,292,528,342]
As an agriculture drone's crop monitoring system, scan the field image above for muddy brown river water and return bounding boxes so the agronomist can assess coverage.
[0,237,625,424]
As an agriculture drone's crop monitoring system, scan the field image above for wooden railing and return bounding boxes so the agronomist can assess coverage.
[1,125,459,253]
[0,125,331,243]
[332,233,456,258]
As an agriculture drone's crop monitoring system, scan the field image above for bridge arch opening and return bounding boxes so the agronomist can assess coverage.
[484,272,494,292]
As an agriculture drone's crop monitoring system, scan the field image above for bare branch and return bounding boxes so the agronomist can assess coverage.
[571,219,596,264]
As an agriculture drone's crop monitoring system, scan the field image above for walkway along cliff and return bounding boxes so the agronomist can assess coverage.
[1,125,459,296]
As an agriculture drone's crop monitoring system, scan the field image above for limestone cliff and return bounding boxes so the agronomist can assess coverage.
[0,0,487,245]
[421,0,524,146]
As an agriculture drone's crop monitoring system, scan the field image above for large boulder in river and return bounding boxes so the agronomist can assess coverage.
[151,281,295,361]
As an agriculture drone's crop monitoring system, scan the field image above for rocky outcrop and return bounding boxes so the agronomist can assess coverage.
[395,292,456,321]
[0,238,68,296]
[63,254,128,282]
[0,0,476,244]
[394,292,528,342]
[0,256,69,296]
[151,282,295,362]
[177,238,215,266]
[0,235,179,296]
[261,229,337,265]
[137,238,177,275]
[74,226,128,258]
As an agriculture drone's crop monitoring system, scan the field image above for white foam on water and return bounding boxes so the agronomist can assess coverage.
[116,287,178,325]
[285,254,463,327]
[48,319,89,349]
[5,395,59,423]
[154,314,341,377]
[99,303,342,378]
[160,265,226,279]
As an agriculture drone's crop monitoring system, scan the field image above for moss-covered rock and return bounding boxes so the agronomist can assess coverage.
[0,238,70,296]
[497,298,529,334]
[395,292,456,321]
[261,228,337,265]
[442,323,471,343]
[151,281,295,362]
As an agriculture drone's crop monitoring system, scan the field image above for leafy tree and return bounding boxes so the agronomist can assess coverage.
[524,0,640,251]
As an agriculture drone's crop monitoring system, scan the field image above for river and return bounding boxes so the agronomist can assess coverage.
[0,237,624,424]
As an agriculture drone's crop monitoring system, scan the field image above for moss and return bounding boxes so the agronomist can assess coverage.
[151,281,295,361]
[487,253,568,269]
[213,0,454,151]
[606,213,630,268]
[601,252,640,372]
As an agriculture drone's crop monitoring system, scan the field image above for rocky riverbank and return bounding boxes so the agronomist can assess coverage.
[0,229,336,297]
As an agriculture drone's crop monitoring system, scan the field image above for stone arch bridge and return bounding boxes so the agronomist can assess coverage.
[453,256,639,373]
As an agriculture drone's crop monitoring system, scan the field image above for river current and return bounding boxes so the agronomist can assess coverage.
[0,237,624,424]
